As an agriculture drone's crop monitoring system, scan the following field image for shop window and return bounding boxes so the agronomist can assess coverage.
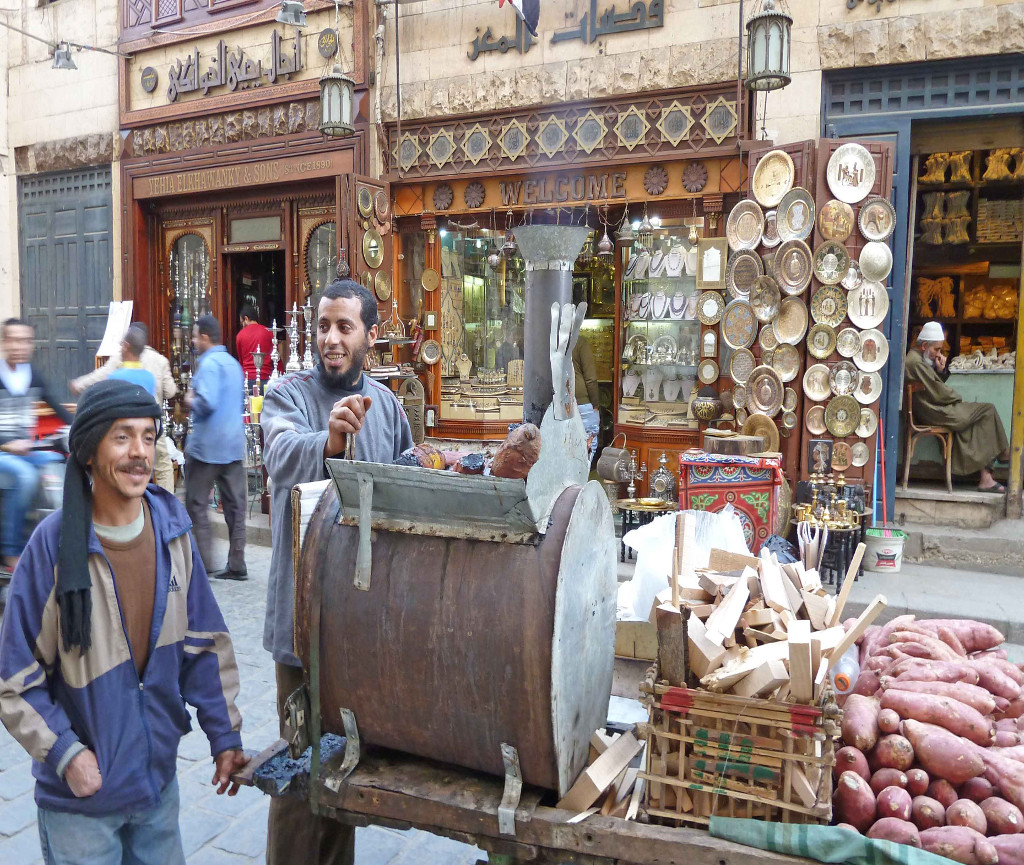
[230,215,282,244]
[168,232,211,393]
[304,221,337,296]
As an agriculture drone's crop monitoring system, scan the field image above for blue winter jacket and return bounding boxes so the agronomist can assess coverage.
[0,485,243,814]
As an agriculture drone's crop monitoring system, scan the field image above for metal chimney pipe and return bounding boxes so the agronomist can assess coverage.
[513,225,591,426]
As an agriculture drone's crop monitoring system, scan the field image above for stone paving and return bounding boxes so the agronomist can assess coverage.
[0,536,486,864]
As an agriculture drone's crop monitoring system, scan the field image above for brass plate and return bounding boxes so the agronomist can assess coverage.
[730,347,756,384]
[859,241,893,283]
[782,410,797,430]
[836,327,861,359]
[818,199,855,242]
[772,343,800,383]
[742,412,780,452]
[851,441,870,467]
[726,200,765,252]
[761,210,780,248]
[733,385,747,408]
[752,150,795,208]
[810,285,847,328]
[825,395,860,437]
[751,276,781,323]
[773,296,808,345]
[420,339,442,365]
[783,386,798,412]
[726,250,764,299]
[842,262,864,291]
[759,324,779,351]
[813,241,850,285]
[776,187,815,243]
[747,365,784,417]
[357,186,374,218]
[857,407,878,438]
[736,406,748,424]
[803,363,830,402]
[826,143,876,204]
[698,358,719,385]
[374,270,392,302]
[859,195,896,242]
[855,370,883,405]
[360,270,373,291]
[362,228,384,269]
[832,442,853,471]
[807,323,837,360]
[855,328,889,373]
[774,239,813,295]
[697,291,725,325]
[806,404,827,435]
[847,281,889,329]
[829,360,860,397]
[721,299,757,349]
[421,267,440,292]
[761,348,775,367]
[374,189,390,222]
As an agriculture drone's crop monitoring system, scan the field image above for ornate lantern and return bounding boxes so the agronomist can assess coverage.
[319,65,355,137]
[745,0,792,92]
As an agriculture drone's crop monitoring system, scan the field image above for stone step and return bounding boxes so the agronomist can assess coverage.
[901,518,1024,577]
[895,484,1004,530]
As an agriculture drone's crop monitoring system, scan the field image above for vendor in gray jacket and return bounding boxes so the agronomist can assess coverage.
[260,278,412,864]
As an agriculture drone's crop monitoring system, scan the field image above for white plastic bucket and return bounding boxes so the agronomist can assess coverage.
[864,528,907,573]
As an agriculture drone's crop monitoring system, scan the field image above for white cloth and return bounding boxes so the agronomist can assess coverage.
[0,362,31,396]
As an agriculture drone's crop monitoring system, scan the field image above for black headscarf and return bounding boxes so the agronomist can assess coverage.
[58,379,162,652]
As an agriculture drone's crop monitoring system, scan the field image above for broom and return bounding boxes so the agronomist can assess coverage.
[877,414,893,538]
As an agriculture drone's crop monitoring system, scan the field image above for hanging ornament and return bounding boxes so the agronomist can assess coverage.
[596,207,614,257]
[614,207,635,243]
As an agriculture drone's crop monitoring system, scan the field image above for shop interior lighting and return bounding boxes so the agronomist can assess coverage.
[276,0,307,27]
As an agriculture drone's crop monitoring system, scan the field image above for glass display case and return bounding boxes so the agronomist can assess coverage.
[618,221,700,430]
[168,233,211,397]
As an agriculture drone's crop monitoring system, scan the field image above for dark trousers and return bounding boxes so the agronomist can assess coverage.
[268,663,355,865]
[183,457,246,574]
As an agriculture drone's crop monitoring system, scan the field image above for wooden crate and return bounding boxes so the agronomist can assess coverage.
[641,684,838,828]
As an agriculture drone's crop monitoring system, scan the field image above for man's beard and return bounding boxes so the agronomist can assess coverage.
[317,343,368,389]
[924,354,935,369]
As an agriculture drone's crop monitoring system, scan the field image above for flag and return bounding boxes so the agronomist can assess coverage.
[498,0,540,37]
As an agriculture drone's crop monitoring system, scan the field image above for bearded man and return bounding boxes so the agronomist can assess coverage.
[905,320,1009,492]
[259,279,412,863]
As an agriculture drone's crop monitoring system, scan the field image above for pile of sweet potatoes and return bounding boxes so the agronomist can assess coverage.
[834,615,1024,864]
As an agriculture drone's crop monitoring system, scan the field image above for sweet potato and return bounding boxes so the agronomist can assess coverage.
[948,800,988,835]
[997,730,1023,748]
[978,649,1011,661]
[960,778,996,804]
[871,734,916,772]
[914,795,948,830]
[862,615,916,660]
[905,721,987,785]
[987,657,1024,685]
[836,823,861,833]
[937,626,968,656]
[894,662,981,686]
[999,698,1024,721]
[891,631,959,662]
[992,746,1024,764]
[887,642,934,661]
[997,719,1024,733]
[920,826,999,865]
[868,818,922,847]
[871,768,909,795]
[843,694,881,752]
[992,835,1024,865]
[970,660,1022,702]
[835,746,871,782]
[836,771,877,832]
[908,768,930,796]
[879,677,998,716]
[855,670,883,697]
[878,708,901,734]
[982,798,1024,835]
[930,780,962,809]
[924,620,1005,654]
[881,690,995,747]
[878,786,913,821]
[978,747,1024,813]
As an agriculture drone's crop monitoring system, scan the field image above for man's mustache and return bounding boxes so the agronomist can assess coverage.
[117,459,151,473]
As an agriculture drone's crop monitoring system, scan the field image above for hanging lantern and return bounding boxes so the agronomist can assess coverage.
[486,239,502,269]
[319,65,355,137]
[503,229,517,256]
[745,0,793,92]
[614,209,635,243]
[596,227,614,258]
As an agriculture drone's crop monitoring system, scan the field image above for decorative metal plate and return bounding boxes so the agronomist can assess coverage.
[783,386,798,412]
[730,347,756,384]
[842,262,864,291]
[752,150,795,208]
[781,410,797,430]
[859,195,896,242]
[807,323,837,360]
[832,442,853,471]
[374,270,392,302]
[774,239,813,295]
[803,363,831,402]
[751,276,781,324]
[825,395,860,437]
[362,228,384,269]
[422,267,440,292]
[697,291,725,325]
[651,334,678,362]
[420,339,442,365]
[851,441,870,467]
[736,406,748,425]
[748,365,784,417]
[818,199,856,242]
[721,299,757,349]
[859,241,893,283]
[836,327,861,359]
[742,412,780,452]
[726,250,764,299]
[813,241,851,285]
[854,370,882,405]
[826,143,876,204]
[855,328,889,373]
[761,210,780,248]
[806,404,827,435]
[357,186,374,218]
[857,407,878,438]
[772,343,800,383]
[829,360,860,397]
[698,358,720,384]
[847,281,889,329]
[810,285,847,328]
[759,324,779,351]
[776,188,815,243]
[375,190,390,222]
[761,348,775,367]
[361,270,373,291]
[733,385,747,408]
[774,296,808,345]
[727,200,765,252]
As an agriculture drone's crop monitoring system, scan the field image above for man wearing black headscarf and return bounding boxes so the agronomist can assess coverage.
[0,379,248,865]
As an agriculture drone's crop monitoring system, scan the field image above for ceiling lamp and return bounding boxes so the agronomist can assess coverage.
[276,0,307,28]
[745,0,793,92]
[319,65,355,137]
[52,43,76,70]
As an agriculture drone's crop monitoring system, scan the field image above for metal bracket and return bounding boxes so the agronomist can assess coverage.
[282,684,311,759]
[324,708,361,792]
[353,472,374,590]
[497,743,523,837]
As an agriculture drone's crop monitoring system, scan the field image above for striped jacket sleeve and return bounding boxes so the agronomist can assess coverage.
[178,532,243,757]
[0,537,83,773]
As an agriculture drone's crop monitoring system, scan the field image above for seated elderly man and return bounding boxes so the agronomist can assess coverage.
[905,321,1008,493]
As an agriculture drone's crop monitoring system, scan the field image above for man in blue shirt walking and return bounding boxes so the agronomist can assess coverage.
[184,316,247,580]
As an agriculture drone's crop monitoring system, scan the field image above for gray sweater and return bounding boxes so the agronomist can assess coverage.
[260,367,413,666]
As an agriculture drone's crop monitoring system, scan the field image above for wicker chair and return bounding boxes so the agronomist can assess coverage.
[902,381,953,493]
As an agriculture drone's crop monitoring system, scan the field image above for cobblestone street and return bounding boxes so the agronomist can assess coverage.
[0,535,486,864]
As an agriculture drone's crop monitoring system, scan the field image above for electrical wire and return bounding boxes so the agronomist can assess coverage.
[0,15,132,57]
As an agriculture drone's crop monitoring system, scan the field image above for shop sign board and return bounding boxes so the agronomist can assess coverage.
[499,171,628,206]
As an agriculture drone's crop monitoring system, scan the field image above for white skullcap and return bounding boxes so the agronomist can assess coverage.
[918,321,944,343]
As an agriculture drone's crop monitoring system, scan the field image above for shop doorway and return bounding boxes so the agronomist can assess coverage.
[225,251,286,359]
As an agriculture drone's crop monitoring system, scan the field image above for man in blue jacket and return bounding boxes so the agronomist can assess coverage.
[184,315,247,580]
[0,379,247,864]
